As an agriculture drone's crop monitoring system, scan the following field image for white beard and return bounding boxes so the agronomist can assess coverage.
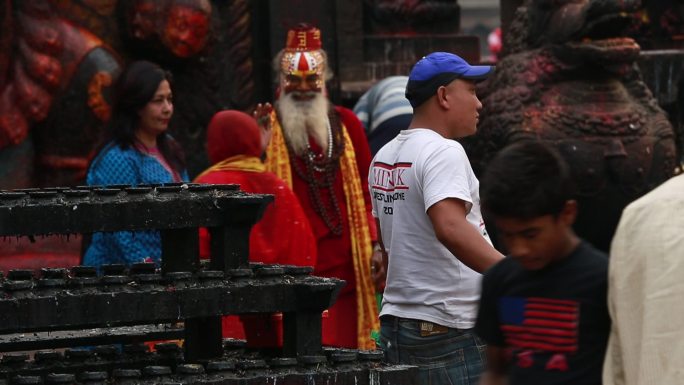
[276,92,329,157]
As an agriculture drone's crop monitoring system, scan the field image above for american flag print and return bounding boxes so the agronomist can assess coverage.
[498,296,579,354]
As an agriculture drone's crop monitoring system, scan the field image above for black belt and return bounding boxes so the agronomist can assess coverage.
[381,315,450,336]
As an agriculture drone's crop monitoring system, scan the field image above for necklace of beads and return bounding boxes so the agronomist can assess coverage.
[305,119,333,172]
[284,107,345,236]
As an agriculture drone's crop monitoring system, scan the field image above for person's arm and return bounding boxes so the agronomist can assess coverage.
[602,315,624,385]
[372,217,388,292]
[479,346,508,385]
[427,197,503,273]
[253,103,273,153]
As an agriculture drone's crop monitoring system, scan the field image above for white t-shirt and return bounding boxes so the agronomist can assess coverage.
[369,128,492,329]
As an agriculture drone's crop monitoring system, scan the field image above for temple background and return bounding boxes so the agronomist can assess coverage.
[0,0,682,266]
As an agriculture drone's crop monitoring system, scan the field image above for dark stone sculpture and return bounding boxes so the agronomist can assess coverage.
[0,0,121,189]
[363,0,461,34]
[466,0,677,252]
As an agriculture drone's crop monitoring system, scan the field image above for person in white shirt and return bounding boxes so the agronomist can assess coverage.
[369,52,504,385]
[604,173,684,385]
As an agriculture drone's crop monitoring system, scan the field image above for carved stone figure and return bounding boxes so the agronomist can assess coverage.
[0,0,121,189]
[466,0,677,251]
[121,0,212,59]
[364,0,460,34]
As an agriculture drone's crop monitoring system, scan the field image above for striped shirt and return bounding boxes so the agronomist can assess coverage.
[353,76,413,135]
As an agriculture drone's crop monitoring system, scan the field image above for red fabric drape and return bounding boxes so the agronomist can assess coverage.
[196,171,316,267]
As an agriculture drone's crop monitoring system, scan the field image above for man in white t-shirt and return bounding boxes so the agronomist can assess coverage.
[369,52,504,385]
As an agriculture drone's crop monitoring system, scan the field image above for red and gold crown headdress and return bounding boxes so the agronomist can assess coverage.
[280,24,325,79]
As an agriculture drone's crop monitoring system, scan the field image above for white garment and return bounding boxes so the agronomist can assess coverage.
[604,173,684,385]
[369,129,491,329]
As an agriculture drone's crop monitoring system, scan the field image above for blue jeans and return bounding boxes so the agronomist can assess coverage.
[379,315,486,385]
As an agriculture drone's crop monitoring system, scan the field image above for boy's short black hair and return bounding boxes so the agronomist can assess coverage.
[480,140,575,219]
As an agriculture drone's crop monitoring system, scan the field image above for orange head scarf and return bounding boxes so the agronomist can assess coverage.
[206,110,261,164]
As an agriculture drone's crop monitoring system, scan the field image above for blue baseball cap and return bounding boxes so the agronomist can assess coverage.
[405,52,494,108]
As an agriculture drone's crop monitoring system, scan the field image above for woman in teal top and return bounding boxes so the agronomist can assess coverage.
[83,60,188,267]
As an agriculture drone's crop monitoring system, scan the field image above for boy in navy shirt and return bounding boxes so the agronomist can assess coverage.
[475,140,610,385]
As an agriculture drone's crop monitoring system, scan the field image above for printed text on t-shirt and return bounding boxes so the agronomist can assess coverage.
[371,162,412,192]
[371,161,412,215]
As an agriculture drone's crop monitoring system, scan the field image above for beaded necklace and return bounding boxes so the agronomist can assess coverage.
[306,118,333,172]
[284,107,345,236]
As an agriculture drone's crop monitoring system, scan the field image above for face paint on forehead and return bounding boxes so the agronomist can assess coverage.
[280,51,325,79]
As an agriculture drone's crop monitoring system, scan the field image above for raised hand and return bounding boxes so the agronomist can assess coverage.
[253,102,274,152]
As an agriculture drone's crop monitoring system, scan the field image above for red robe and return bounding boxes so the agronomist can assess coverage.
[283,106,376,348]
[195,171,316,266]
[196,168,317,343]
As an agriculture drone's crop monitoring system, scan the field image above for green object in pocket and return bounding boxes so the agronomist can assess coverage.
[371,293,383,346]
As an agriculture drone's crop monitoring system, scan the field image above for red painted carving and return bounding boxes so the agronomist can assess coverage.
[124,0,212,59]
[87,72,113,122]
[0,1,121,189]
[162,0,212,58]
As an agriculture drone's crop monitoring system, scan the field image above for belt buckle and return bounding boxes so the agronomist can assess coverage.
[419,321,448,337]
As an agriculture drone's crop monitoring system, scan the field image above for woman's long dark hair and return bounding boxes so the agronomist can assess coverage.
[103,60,186,173]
